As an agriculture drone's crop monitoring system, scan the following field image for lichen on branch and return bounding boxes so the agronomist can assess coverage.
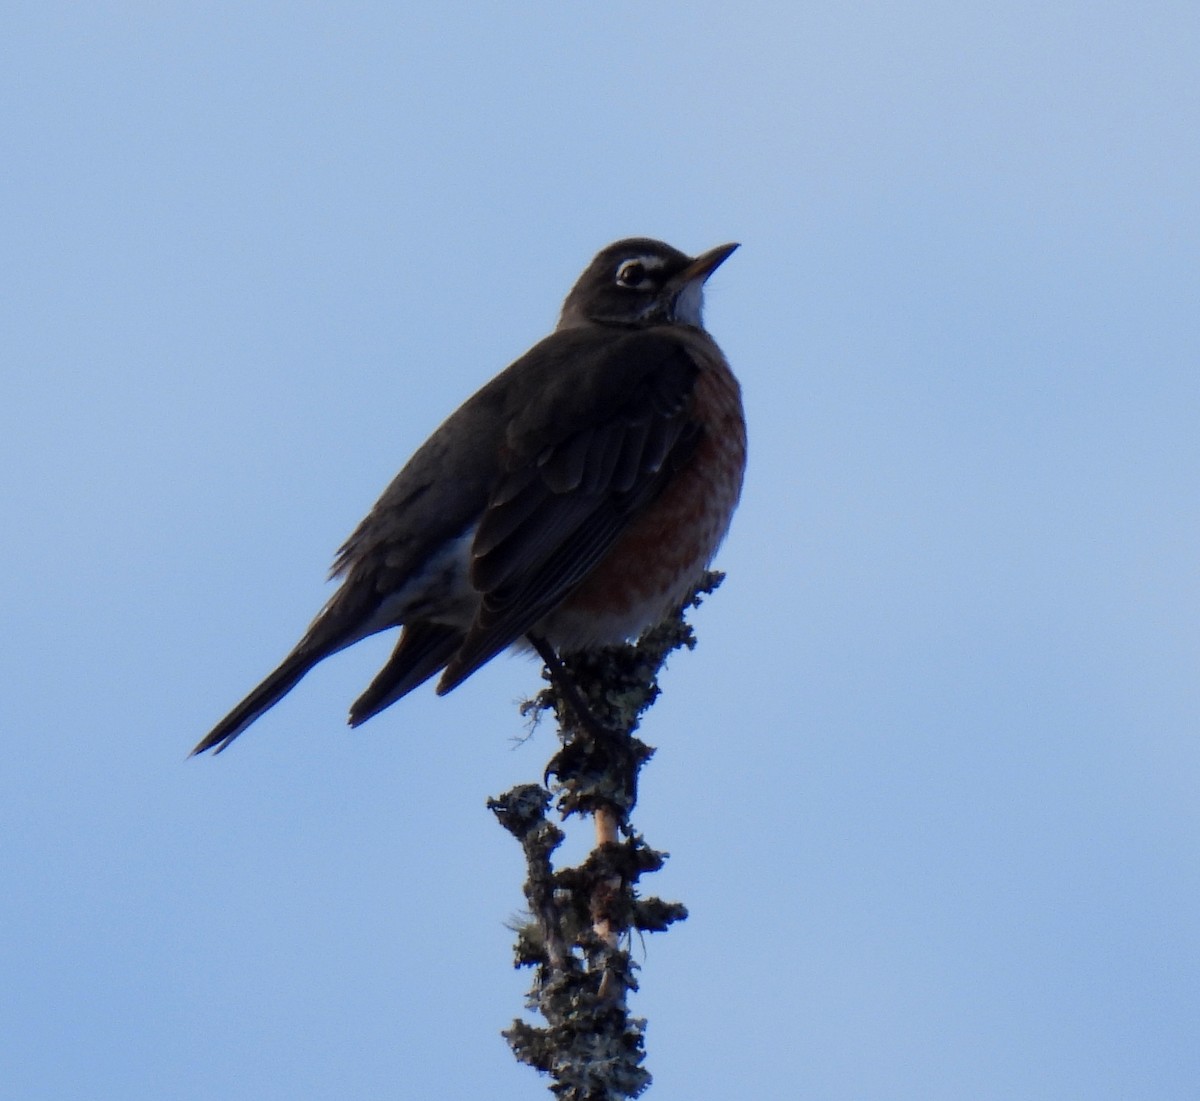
[488,572,723,1100]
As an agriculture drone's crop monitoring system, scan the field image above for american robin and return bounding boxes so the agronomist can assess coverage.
[192,238,745,755]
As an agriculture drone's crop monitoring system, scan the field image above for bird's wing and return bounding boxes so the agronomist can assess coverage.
[437,326,702,691]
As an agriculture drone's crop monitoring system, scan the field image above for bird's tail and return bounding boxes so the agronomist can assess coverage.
[190,648,323,756]
[348,621,464,728]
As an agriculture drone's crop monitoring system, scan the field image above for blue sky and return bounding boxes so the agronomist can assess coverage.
[3,4,1198,1098]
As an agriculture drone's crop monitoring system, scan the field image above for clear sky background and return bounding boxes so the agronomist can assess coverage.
[3,4,1198,1099]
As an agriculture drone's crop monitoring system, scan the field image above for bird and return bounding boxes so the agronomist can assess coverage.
[192,238,745,755]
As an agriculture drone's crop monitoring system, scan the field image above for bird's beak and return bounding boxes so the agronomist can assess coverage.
[676,242,740,287]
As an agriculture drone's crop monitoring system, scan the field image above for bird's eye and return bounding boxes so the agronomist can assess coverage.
[615,260,647,288]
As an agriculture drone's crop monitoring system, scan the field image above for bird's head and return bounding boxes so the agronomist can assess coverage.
[558,238,739,330]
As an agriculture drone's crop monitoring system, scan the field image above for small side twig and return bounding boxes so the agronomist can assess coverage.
[488,572,723,1100]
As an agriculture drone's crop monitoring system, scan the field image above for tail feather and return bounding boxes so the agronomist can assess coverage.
[348,622,464,728]
[191,649,322,756]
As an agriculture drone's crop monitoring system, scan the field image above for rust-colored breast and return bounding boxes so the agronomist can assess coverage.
[544,343,746,651]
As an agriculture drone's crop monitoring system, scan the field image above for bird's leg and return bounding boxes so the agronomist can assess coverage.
[526,634,626,854]
[526,633,612,741]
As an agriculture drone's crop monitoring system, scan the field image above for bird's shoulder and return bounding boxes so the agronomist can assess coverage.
[493,323,707,461]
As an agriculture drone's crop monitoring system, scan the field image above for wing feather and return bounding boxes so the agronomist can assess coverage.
[437,328,703,692]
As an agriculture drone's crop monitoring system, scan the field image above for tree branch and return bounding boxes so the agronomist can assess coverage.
[488,571,723,1099]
